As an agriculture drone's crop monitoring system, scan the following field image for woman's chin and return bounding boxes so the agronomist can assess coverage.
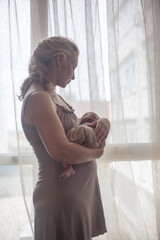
[58,81,70,88]
[65,81,71,86]
[57,83,66,88]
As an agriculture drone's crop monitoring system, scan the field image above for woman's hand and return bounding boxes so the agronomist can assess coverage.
[98,140,106,149]
[80,112,100,124]
[87,118,110,144]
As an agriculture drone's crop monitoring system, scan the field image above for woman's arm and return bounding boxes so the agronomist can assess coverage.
[25,91,104,165]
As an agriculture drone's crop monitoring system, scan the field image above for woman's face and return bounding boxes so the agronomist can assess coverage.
[56,55,78,88]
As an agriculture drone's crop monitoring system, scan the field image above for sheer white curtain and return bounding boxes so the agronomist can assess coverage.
[0,1,34,240]
[1,0,160,239]
[104,0,160,239]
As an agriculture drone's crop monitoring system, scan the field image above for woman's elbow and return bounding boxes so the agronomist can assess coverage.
[49,143,73,164]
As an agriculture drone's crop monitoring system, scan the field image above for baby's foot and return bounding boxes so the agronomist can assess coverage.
[59,166,75,181]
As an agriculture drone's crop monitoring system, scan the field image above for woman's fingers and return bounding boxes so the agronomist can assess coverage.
[81,115,97,124]
[94,121,104,135]
[81,112,100,123]
[98,141,106,148]
[82,112,99,119]
[96,128,106,143]
[80,116,92,124]
[86,121,97,128]
[94,118,110,143]
[81,115,110,143]
[97,130,109,143]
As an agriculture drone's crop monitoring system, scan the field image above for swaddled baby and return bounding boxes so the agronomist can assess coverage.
[59,118,106,181]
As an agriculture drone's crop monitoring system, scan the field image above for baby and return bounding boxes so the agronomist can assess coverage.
[59,117,108,181]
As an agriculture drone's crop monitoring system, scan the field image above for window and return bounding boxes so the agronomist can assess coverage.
[0,0,157,239]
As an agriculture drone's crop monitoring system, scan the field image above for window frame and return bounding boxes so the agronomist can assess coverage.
[0,153,38,187]
[0,142,154,186]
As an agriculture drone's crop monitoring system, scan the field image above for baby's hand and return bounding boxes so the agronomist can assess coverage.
[80,112,100,124]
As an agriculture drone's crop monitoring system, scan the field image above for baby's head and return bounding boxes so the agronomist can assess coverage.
[66,124,99,148]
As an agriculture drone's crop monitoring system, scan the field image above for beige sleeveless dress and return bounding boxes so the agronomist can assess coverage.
[21,91,107,240]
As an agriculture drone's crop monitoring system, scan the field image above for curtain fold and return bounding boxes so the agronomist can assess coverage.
[141,0,160,238]
[105,0,160,239]
[8,0,34,234]
[0,0,34,239]
[30,0,48,51]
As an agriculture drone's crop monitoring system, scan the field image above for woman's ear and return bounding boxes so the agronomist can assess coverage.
[56,54,64,70]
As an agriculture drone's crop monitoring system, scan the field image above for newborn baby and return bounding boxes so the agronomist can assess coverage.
[59,117,108,181]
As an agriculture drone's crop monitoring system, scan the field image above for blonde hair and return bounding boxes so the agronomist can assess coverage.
[18,36,79,100]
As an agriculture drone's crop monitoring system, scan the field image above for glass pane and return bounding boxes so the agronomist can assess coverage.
[97,160,157,239]
[48,0,151,144]
[0,165,33,240]
[109,0,151,144]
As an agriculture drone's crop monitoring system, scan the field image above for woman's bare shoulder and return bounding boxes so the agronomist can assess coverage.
[26,89,54,106]
[24,89,57,125]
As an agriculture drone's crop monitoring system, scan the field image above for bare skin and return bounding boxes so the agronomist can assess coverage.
[80,112,110,143]
[24,87,106,164]
[59,115,110,181]
[23,54,109,165]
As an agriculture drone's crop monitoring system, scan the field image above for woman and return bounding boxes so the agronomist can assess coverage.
[19,36,110,240]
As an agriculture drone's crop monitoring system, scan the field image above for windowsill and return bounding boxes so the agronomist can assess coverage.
[0,153,36,165]
[101,143,159,161]
[0,143,159,165]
